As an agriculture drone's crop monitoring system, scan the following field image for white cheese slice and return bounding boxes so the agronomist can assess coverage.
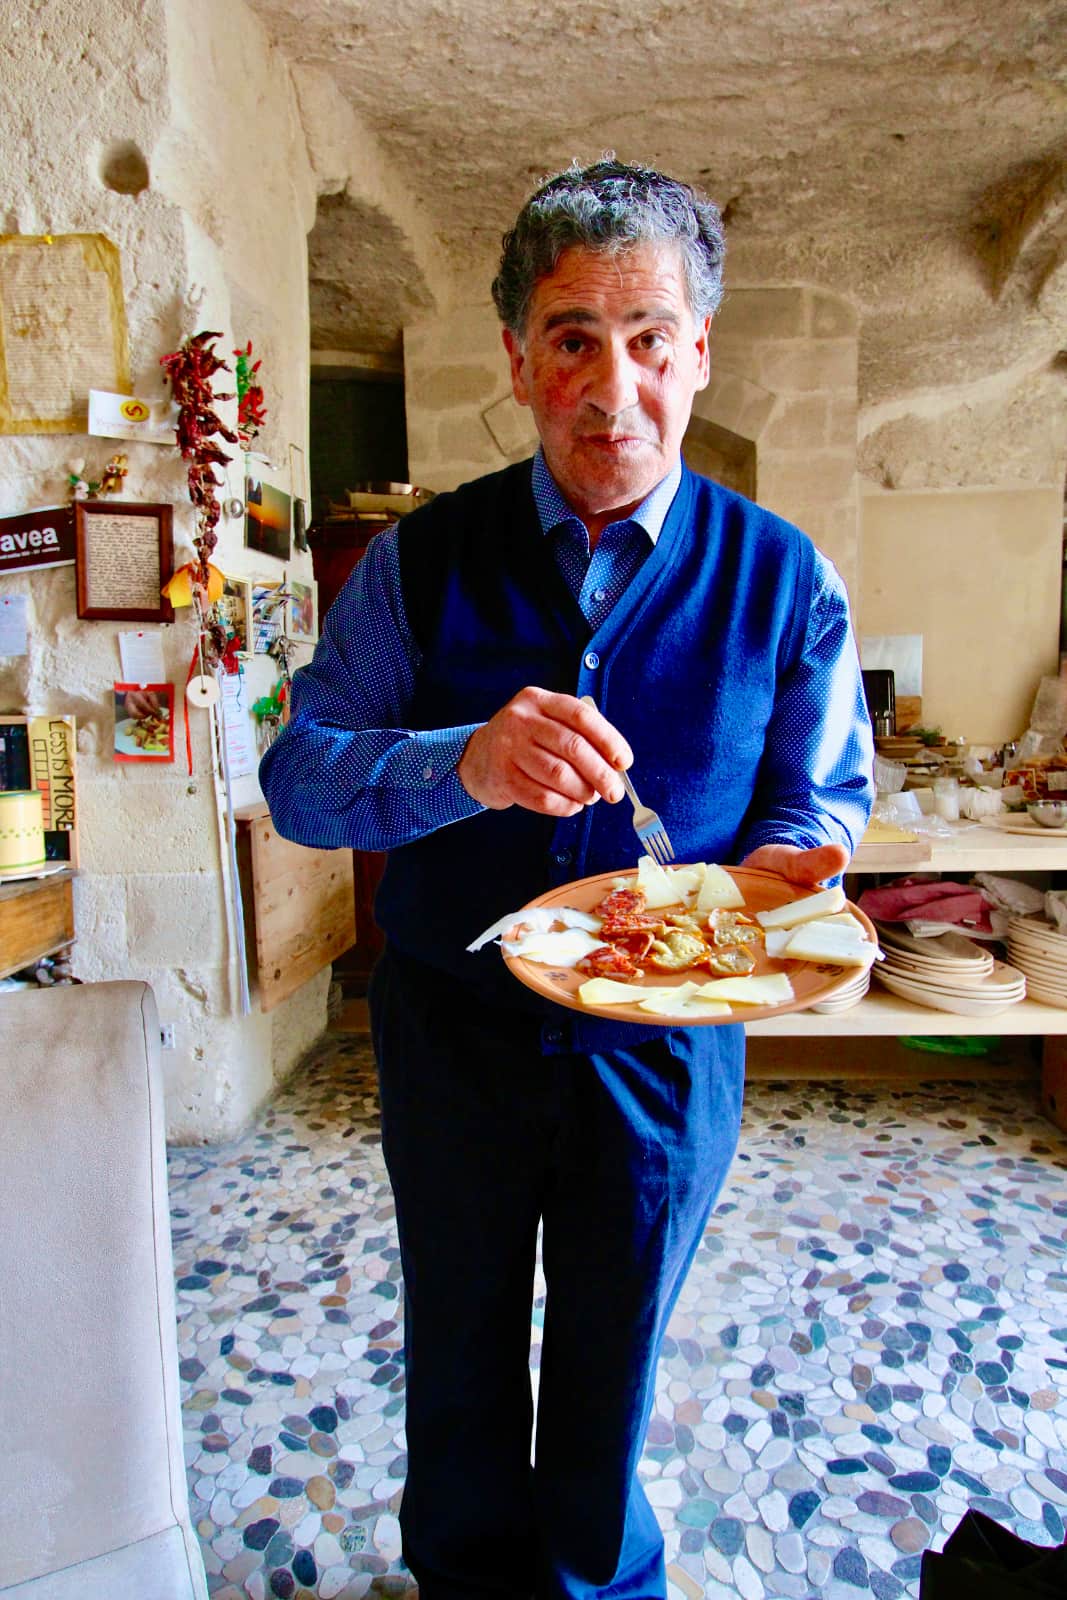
[579,977,677,1007]
[763,928,794,959]
[501,928,604,965]
[468,904,602,952]
[782,922,877,967]
[820,912,865,932]
[689,972,796,1005]
[635,854,697,908]
[755,885,846,930]
[639,991,732,1018]
[696,863,746,913]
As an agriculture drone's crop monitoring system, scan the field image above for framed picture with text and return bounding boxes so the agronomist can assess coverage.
[74,500,174,623]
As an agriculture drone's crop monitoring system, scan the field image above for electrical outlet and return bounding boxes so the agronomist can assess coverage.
[160,1024,176,1051]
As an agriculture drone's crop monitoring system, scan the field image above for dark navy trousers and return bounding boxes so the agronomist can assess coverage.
[369,949,745,1600]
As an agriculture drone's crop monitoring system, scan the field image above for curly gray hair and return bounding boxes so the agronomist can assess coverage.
[492,158,726,337]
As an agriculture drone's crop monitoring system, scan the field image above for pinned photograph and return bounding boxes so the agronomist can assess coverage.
[217,575,250,654]
[287,577,317,643]
[245,473,291,563]
[251,580,286,653]
[113,683,174,763]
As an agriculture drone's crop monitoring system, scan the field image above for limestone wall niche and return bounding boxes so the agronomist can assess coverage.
[0,0,327,1143]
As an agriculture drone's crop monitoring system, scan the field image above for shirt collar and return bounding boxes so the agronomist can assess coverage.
[531,447,681,547]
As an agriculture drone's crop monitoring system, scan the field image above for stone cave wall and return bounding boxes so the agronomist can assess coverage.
[0,0,327,1142]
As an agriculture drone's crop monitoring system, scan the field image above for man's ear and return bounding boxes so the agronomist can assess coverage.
[502,327,529,407]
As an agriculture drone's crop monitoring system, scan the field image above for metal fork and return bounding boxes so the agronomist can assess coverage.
[580,696,675,865]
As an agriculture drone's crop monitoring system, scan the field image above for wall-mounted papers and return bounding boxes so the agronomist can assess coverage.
[89,388,179,445]
[118,629,166,684]
[0,506,75,574]
[0,234,130,432]
[0,595,28,656]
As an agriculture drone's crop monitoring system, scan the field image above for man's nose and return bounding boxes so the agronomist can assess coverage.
[585,343,639,417]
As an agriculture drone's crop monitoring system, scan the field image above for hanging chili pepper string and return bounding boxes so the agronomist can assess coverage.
[160,330,238,641]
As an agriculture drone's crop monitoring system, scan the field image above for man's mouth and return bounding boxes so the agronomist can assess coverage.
[581,434,649,449]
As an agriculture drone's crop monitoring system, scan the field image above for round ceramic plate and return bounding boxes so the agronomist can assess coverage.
[503,864,877,1026]
[0,859,67,883]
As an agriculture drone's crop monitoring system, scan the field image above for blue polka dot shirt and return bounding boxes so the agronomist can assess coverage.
[259,450,872,858]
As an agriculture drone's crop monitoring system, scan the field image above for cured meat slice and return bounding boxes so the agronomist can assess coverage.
[575,943,641,979]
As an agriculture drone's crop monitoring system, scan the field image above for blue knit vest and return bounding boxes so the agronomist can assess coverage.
[375,458,815,1049]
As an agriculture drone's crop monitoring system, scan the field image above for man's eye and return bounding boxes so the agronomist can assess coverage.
[636,331,666,350]
[558,336,586,354]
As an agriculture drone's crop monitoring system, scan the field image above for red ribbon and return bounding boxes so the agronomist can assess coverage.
[183,645,200,776]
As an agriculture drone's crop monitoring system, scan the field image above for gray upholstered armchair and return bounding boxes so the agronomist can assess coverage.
[0,980,209,1599]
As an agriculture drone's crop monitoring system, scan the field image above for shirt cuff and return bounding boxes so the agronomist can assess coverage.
[384,723,487,828]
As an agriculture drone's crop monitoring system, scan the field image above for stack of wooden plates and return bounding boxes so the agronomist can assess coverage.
[872,922,1026,1016]
[811,966,871,1014]
[1005,916,1067,1007]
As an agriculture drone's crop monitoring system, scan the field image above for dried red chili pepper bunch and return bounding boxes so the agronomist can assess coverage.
[160,330,239,584]
[234,340,267,447]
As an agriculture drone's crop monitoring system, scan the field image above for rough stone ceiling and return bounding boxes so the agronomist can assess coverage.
[259,0,1067,390]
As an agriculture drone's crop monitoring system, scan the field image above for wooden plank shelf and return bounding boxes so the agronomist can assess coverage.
[748,989,1067,1037]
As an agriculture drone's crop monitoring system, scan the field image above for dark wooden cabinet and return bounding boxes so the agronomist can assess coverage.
[308,515,391,992]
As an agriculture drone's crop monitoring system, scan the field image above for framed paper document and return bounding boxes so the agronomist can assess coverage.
[0,234,130,433]
[74,501,175,623]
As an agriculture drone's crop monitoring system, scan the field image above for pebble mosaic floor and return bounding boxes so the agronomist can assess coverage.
[169,1032,1067,1600]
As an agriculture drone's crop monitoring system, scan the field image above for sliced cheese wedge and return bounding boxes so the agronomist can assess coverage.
[633,853,679,908]
[501,928,605,965]
[696,863,746,913]
[579,977,677,1008]
[820,911,865,933]
[782,922,877,967]
[689,971,796,1006]
[639,990,732,1018]
[763,928,794,959]
[633,854,705,908]
[755,885,846,931]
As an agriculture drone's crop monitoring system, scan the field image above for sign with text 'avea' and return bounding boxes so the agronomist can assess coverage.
[0,506,75,574]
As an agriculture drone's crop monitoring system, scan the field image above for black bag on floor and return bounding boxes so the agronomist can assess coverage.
[919,1508,1067,1598]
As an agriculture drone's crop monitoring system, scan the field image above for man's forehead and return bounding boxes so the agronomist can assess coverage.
[527,241,690,322]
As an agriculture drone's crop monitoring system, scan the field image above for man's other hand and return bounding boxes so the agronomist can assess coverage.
[741,841,850,887]
[458,688,633,816]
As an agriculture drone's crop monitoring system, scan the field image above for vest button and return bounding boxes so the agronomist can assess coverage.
[544,1026,563,1046]
[592,587,607,603]
[583,650,600,670]
[554,849,572,866]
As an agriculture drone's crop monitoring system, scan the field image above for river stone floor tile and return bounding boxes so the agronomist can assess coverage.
[169,1035,1067,1599]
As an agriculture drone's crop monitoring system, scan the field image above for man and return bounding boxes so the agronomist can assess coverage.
[261,159,873,1600]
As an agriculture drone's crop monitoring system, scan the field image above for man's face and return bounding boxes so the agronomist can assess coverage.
[503,241,711,533]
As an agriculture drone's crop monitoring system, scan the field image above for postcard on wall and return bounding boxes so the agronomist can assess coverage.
[89,387,178,446]
[251,579,286,653]
[217,575,250,655]
[286,576,318,643]
[113,682,174,763]
[245,471,291,563]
